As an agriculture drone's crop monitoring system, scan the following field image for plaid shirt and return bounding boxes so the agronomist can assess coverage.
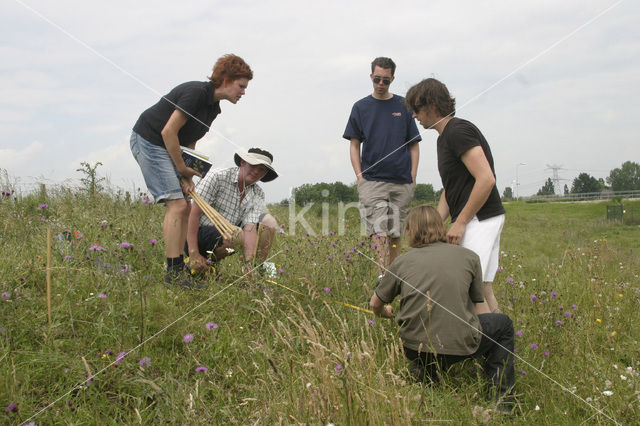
[195,167,265,228]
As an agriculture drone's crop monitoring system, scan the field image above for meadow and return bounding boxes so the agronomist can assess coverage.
[1,185,639,425]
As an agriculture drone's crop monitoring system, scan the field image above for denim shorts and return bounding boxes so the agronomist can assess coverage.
[130,131,184,202]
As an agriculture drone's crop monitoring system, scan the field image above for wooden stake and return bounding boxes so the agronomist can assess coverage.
[46,227,52,325]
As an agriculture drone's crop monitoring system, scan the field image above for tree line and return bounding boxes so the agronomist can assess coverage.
[287,182,441,205]
[503,161,640,198]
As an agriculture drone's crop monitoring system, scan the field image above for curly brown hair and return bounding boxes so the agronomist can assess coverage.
[404,205,447,248]
[209,54,253,88]
[405,78,456,117]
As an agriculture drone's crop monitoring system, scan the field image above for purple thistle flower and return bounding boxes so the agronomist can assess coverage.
[335,363,344,372]
[530,294,538,302]
[278,269,285,275]
[327,256,333,261]
[6,402,17,413]
[329,231,335,235]
[324,287,330,293]
[120,264,130,274]
[367,319,374,325]
[551,291,558,298]
[515,330,523,337]
[104,349,112,355]
[149,238,157,246]
[572,303,578,310]
[183,333,194,343]
[141,196,153,204]
[195,366,208,373]
[206,322,218,330]
[1,292,10,300]
[139,357,151,367]
[120,242,133,249]
[39,203,48,209]
[564,311,573,318]
[506,277,514,284]
[530,344,538,350]
[544,351,550,357]
[89,244,104,251]
[519,369,527,376]
[98,293,107,299]
[555,320,564,326]
[116,351,126,363]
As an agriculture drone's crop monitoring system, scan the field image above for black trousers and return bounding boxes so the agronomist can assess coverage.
[404,313,515,399]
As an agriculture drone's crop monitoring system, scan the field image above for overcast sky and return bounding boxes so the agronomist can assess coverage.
[1,0,638,202]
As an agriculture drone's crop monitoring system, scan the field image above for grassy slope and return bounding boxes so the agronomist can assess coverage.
[1,192,639,424]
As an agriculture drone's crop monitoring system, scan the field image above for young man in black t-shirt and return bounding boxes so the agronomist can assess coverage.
[405,78,506,313]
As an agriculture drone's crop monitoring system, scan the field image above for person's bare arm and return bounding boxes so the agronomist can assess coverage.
[161,109,201,193]
[349,138,364,183]
[370,292,394,318]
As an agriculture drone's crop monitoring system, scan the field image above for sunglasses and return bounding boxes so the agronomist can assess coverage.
[372,76,392,86]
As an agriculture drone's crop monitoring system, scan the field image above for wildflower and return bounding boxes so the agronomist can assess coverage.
[515,330,523,338]
[120,264,130,274]
[89,244,104,251]
[116,352,126,363]
[564,311,572,318]
[104,349,112,355]
[551,291,558,298]
[519,369,527,376]
[64,255,72,261]
[496,266,502,273]
[324,287,330,293]
[120,242,133,249]
[139,357,151,367]
[611,331,617,337]
[506,277,514,284]
[149,238,157,246]
[555,320,563,326]
[98,293,107,299]
[596,318,602,323]
[39,203,48,209]
[183,333,194,343]
[621,375,627,380]
[367,319,374,325]
[141,196,153,204]
[572,304,578,310]
[335,363,344,372]
[206,322,218,330]
[6,402,17,413]
[195,366,208,373]
[329,231,335,236]
[225,369,233,378]
[1,292,10,300]
[602,390,613,396]
[530,344,538,350]
[530,294,538,302]
[278,269,285,275]
[544,351,550,357]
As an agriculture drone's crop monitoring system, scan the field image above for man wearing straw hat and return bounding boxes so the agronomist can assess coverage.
[186,147,278,274]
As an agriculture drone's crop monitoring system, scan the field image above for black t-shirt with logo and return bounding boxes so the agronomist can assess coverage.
[133,81,221,148]
[437,118,505,223]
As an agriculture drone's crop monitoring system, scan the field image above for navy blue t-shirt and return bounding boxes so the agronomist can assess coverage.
[343,95,421,184]
[133,81,221,148]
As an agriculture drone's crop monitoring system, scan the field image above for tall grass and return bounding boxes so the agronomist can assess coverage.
[1,186,639,424]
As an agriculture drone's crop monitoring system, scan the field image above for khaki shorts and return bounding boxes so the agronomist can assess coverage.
[357,179,415,238]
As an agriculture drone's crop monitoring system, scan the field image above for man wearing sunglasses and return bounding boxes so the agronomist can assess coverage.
[343,57,421,277]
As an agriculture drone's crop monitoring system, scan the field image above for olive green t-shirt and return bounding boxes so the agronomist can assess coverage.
[375,242,484,355]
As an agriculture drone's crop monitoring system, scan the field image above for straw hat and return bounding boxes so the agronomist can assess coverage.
[233,147,278,182]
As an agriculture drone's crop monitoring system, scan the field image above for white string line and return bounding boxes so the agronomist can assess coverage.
[13,0,243,151]
[356,249,619,424]
[22,251,283,424]
[356,0,625,180]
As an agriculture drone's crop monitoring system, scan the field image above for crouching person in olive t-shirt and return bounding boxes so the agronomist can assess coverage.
[370,205,515,409]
